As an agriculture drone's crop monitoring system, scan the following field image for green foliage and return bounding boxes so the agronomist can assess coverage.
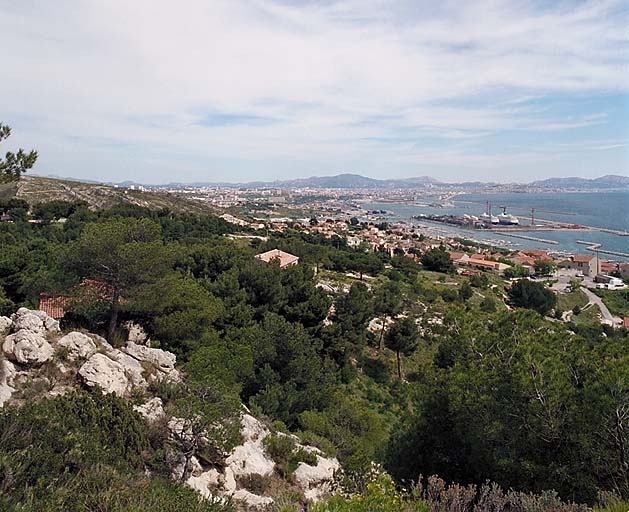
[385,317,419,379]
[534,259,557,276]
[458,281,473,301]
[421,246,455,274]
[0,123,38,182]
[299,393,387,472]
[504,265,530,279]
[479,296,497,312]
[508,278,557,315]
[313,468,427,512]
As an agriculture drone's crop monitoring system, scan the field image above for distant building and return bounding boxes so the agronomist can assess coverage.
[468,256,511,274]
[255,249,299,268]
[559,255,599,277]
[619,263,629,280]
[448,252,470,265]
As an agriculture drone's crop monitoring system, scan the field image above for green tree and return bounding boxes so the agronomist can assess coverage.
[170,383,241,482]
[384,316,419,379]
[0,123,38,181]
[534,259,557,276]
[508,279,557,315]
[479,296,497,312]
[458,281,473,301]
[373,280,402,349]
[64,217,175,340]
[421,246,455,273]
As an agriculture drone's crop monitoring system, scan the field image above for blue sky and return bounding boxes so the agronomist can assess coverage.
[0,0,627,184]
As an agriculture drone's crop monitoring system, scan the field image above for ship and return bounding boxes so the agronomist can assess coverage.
[480,201,501,224]
[497,206,519,225]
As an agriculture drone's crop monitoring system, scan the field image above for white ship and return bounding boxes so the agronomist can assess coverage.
[481,202,501,224]
[497,206,519,225]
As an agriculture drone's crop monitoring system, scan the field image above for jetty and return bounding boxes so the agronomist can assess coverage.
[494,232,559,245]
[577,240,629,259]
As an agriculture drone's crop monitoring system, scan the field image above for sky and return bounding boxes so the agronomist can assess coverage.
[1,0,628,184]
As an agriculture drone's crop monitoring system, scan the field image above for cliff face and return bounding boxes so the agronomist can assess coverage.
[0,308,339,510]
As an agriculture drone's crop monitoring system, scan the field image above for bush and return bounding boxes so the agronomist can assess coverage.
[263,433,297,463]
[508,279,557,315]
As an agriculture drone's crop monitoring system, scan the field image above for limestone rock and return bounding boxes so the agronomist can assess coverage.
[56,332,97,361]
[3,330,54,365]
[9,308,60,335]
[78,353,128,395]
[293,455,340,502]
[11,309,45,334]
[123,341,176,372]
[0,316,11,333]
[134,397,165,423]
[114,351,148,388]
[125,322,148,344]
[187,469,221,499]
[0,358,16,407]
[231,489,273,509]
[225,414,274,479]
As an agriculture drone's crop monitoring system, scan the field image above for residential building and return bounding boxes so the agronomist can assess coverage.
[255,249,299,268]
[559,255,600,276]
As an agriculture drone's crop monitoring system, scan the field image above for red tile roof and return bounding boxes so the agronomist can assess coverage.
[255,249,299,268]
[38,294,70,319]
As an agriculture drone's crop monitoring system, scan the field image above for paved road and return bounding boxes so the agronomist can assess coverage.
[580,287,621,325]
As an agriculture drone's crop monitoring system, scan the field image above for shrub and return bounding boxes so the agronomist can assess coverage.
[263,433,297,464]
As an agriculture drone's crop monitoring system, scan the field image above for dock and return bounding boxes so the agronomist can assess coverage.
[577,240,629,259]
[493,232,559,245]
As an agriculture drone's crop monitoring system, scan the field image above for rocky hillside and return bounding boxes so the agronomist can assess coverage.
[5,175,216,213]
[0,308,340,510]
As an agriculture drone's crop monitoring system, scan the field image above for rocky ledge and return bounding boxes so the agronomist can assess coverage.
[0,308,339,510]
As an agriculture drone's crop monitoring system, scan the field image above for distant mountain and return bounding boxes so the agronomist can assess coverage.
[531,175,629,189]
[158,173,443,189]
[102,172,626,190]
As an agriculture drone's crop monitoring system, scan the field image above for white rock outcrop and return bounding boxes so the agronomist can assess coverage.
[123,341,176,372]
[3,330,54,365]
[225,414,275,480]
[294,456,341,502]
[231,489,274,509]
[11,308,60,335]
[187,469,222,499]
[114,352,148,388]
[0,316,11,333]
[134,397,165,423]
[0,358,16,406]
[56,331,97,361]
[78,353,129,395]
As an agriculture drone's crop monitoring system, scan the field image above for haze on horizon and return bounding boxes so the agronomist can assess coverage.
[1,0,628,185]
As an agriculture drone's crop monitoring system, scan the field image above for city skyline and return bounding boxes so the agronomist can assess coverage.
[1,0,628,183]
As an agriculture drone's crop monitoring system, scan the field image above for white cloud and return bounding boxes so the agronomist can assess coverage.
[0,0,627,182]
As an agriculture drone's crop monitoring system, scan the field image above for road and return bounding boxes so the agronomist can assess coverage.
[580,287,622,325]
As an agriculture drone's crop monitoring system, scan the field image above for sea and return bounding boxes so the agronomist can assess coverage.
[362,190,629,261]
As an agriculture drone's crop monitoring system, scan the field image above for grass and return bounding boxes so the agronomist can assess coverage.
[593,289,629,318]
[556,290,588,313]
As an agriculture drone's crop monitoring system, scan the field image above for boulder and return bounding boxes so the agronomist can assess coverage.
[187,469,221,499]
[225,414,274,480]
[134,397,165,423]
[11,309,45,334]
[3,330,54,365]
[114,351,148,388]
[10,308,60,335]
[231,490,273,509]
[0,317,11,333]
[78,353,129,395]
[293,456,340,502]
[56,332,97,361]
[0,358,16,407]
[123,341,176,372]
